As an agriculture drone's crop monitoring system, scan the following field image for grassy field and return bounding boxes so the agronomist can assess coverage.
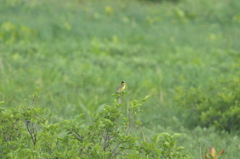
[1,0,240,158]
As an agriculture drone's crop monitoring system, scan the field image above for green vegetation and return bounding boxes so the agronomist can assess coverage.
[0,0,240,158]
[175,76,240,132]
[1,89,189,158]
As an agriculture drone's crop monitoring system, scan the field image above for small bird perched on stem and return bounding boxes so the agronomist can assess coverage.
[116,81,126,104]
[116,81,126,92]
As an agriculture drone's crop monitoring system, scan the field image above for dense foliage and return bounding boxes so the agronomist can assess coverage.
[0,89,189,158]
[175,75,240,132]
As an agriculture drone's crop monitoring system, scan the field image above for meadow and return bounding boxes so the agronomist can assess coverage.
[0,0,240,158]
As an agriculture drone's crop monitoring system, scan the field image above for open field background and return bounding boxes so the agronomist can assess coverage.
[1,0,240,158]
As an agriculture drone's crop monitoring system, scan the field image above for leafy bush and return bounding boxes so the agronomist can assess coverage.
[0,88,189,158]
[175,75,240,132]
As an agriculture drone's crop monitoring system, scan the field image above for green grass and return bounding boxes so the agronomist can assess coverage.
[1,0,240,158]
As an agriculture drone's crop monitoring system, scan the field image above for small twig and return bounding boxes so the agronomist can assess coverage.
[103,129,112,151]
[69,129,83,141]
[118,98,122,104]
[111,151,123,159]
[140,125,146,142]
[25,120,37,146]
[110,142,121,159]
[126,109,133,135]
[199,142,202,159]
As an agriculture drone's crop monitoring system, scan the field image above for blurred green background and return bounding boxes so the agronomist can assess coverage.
[1,0,240,157]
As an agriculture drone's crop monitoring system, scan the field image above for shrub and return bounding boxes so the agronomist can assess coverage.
[175,75,240,132]
[0,88,189,158]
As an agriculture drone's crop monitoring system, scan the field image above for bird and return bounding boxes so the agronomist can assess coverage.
[116,81,126,92]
